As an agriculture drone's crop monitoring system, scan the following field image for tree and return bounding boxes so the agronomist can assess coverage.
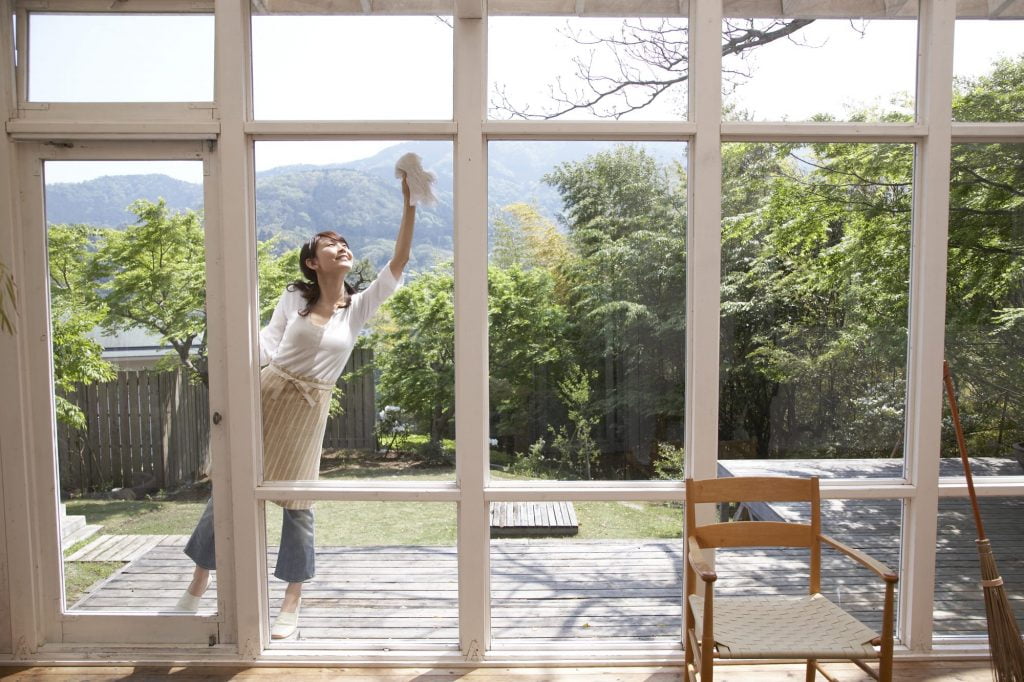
[944,55,1024,455]
[370,261,570,449]
[545,145,687,464]
[48,224,116,428]
[89,199,210,384]
[720,138,914,458]
[371,266,456,443]
[492,18,813,119]
[88,199,298,387]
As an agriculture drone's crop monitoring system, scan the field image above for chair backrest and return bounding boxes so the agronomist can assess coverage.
[685,476,822,592]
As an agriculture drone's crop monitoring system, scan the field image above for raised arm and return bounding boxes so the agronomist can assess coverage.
[389,176,416,280]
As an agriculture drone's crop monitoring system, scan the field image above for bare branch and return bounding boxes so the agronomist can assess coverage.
[493,18,815,120]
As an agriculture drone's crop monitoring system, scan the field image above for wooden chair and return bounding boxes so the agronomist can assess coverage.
[684,476,897,682]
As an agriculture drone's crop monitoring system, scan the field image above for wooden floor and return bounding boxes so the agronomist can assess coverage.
[0,661,1000,681]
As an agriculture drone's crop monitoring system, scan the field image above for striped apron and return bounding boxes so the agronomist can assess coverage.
[261,363,335,510]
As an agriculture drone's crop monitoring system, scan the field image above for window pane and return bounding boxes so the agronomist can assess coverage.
[953,20,1024,122]
[489,501,682,645]
[253,141,455,484]
[720,143,912,475]
[29,14,214,102]
[251,15,453,120]
[263,501,457,645]
[722,19,917,122]
[714,497,902,635]
[934,497,1024,637]
[944,144,1024,477]
[487,141,686,482]
[45,160,217,614]
[489,17,689,120]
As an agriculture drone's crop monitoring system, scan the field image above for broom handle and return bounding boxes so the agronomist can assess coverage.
[942,360,987,541]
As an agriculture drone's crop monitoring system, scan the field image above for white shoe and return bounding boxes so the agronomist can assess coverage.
[175,591,201,612]
[271,600,300,639]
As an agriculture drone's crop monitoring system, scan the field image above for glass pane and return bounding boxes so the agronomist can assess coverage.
[251,15,453,120]
[29,14,214,102]
[46,160,218,613]
[263,501,457,645]
[489,17,689,120]
[487,141,686,482]
[489,500,682,645]
[953,20,1024,122]
[934,497,1024,637]
[944,144,1024,478]
[254,141,454,484]
[721,18,917,122]
[720,143,912,476]
[714,497,902,635]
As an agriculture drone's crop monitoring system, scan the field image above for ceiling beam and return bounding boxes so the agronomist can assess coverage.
[988,0,1021,16]
[455,0,483,18]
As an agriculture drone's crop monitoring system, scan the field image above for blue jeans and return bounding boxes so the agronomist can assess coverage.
[184,497,316,583]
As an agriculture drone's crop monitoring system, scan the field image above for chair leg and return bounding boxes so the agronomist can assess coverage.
[805,659,816,681]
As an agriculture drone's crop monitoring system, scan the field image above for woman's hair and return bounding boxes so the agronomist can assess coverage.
[288,230,356,317]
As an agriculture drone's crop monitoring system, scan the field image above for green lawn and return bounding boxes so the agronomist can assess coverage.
[64,452,682,544]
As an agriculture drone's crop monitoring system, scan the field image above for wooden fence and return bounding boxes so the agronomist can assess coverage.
[56,348,376,493]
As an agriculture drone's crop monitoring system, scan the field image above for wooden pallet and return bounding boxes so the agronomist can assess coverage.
[490,501,579,537]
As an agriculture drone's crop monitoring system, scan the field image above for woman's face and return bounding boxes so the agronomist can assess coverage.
[307,236,353,277]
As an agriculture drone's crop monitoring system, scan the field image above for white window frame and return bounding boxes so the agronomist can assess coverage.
[4,139,227,651]
[0,0,1022,664]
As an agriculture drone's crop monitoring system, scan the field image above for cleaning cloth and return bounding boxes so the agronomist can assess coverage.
[394,152,438,207]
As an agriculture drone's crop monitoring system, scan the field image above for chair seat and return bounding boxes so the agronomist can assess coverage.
[689,593,880,660]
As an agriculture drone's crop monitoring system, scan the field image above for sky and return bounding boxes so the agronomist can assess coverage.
[26,13,1023,185]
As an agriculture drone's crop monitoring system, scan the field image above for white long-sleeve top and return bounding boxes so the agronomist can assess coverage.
[259,267,403,383]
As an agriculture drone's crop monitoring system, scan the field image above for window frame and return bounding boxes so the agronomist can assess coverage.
[0,0,1022,663]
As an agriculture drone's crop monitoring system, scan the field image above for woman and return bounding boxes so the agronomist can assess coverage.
[176,171,418,640]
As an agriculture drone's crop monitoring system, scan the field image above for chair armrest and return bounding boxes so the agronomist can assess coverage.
[688,536,717,583]
[819,533,898,583]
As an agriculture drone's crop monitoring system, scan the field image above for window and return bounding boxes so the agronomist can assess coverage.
[721,18,917,122]
[489,16,689,120]
[28,14,214,102]
[43,159,217,615]
[251,15,453,120]
[719,142,912,473]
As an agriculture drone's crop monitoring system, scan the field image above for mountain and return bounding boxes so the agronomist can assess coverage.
[43,140,685,270]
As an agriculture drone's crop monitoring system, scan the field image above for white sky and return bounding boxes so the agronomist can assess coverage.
[28,14,1023,185]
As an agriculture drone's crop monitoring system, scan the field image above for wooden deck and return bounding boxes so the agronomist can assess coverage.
[69,499,1023,642]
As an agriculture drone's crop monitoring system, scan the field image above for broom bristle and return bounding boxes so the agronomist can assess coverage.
[977,540,1024,682]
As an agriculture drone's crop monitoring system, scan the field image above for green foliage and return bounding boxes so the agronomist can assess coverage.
[48,224,116,427]
[415,438,454,466]
[545,145,687,463]
[510,437,550,478]
[372,260,570,447]
[547,365,601,479]
[720,140,913,458]
[652,442,685,480]
[371,265,455,442]
[89,199,209,384]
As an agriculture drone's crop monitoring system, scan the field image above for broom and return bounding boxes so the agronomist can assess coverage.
[943,360,1024,681]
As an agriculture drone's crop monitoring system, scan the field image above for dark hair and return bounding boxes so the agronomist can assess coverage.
[288,230,356,317]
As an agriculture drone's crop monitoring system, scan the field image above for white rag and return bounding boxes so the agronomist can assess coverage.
[394,152,438,207]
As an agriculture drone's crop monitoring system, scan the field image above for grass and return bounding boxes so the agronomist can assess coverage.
[64,561,123,607]
[62,449,681,554]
